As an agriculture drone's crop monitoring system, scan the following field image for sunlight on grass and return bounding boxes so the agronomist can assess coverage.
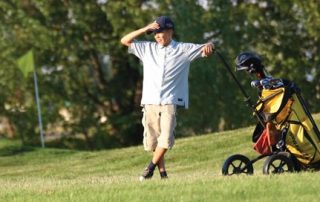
[1,114,320,201]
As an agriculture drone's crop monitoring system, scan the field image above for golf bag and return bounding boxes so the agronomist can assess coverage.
[252,78,320,167]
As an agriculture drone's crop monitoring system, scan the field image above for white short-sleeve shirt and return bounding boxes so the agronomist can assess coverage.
[129,40,205,108]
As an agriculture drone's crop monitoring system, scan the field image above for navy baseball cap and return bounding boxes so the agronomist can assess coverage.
[146,16,175,35]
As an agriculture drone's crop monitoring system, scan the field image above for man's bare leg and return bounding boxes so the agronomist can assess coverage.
[152,147,167,166]
[157,155,165,172]
[152,147,168,178]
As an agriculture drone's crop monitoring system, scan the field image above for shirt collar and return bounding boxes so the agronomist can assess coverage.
[158,40,176,49]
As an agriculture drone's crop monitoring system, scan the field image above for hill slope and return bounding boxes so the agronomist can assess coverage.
[0,114,320,202]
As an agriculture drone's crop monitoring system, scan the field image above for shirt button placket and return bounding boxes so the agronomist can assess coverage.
[160,47,166,103]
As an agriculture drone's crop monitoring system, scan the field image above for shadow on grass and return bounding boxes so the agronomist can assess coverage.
[0,145,35,157]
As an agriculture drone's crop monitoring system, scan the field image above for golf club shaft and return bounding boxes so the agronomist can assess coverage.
[216,50,265,127]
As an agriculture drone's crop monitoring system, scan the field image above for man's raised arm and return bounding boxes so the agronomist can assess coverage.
[120,22,160,47]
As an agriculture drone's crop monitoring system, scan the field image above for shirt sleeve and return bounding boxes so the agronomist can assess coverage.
[183,43,205,62]
[128,40,148,60]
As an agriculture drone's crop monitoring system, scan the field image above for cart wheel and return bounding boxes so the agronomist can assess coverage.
[222,154,253,176]
[263,153,294,174]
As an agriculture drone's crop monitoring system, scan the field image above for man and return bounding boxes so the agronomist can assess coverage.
[120,16,214,181]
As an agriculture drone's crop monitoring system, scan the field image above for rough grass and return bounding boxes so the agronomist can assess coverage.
[1,114,320,201]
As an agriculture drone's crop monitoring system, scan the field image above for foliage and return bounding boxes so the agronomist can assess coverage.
[0,0,319,149]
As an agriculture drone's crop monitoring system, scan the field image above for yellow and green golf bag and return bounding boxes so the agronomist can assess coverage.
[220,52,320,175]
[254,80,320,168]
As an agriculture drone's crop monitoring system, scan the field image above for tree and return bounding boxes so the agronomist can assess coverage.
[0,0,319,149]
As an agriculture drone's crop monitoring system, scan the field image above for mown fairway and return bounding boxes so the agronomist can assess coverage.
[1,115,320,202]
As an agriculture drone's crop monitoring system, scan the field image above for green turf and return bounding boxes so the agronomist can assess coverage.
[1,114,320,201]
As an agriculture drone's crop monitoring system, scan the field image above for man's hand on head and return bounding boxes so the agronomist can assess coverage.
[144,22,160,33]
[120,21,161,47]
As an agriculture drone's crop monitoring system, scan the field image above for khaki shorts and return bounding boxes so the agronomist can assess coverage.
[142,104,177,151]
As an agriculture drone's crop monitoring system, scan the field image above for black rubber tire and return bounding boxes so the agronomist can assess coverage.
[222,154,254,176]
[263,153,294,175]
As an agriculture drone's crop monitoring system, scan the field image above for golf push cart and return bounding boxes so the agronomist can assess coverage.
[217,51,320,175]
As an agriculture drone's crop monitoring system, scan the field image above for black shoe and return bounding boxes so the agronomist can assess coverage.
[160,171,168,179]
[139,167,154,181]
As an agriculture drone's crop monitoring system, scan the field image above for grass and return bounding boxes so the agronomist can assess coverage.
[1,114,320,201]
